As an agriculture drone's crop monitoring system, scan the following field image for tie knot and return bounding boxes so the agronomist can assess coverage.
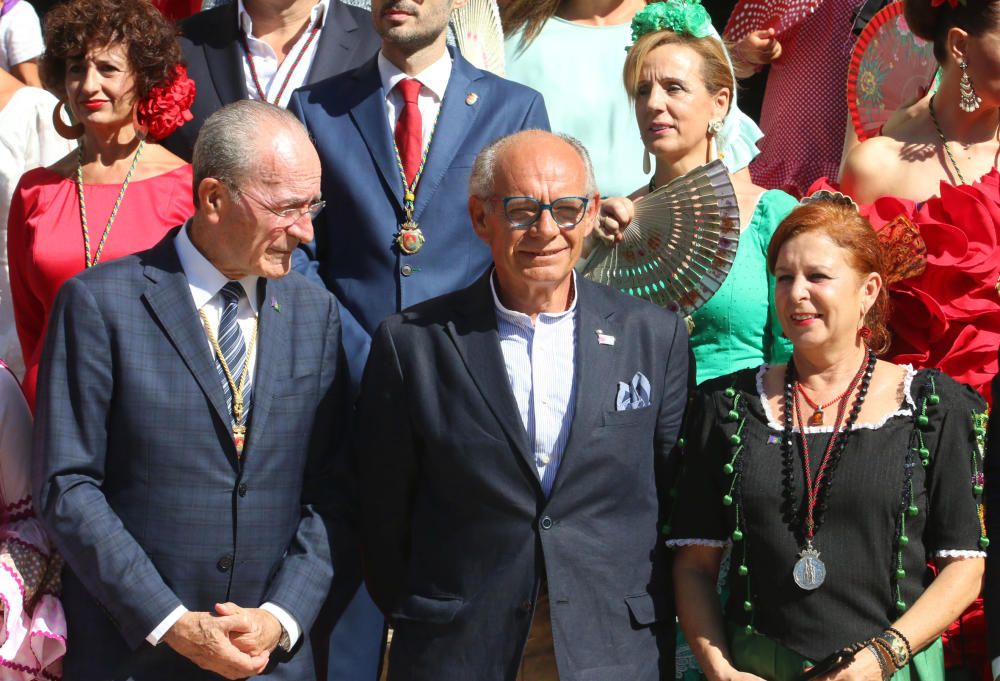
[220,281,244,304]
[396,78,422,104]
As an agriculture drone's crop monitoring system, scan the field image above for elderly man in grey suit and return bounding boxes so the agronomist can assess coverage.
[34,100,348,681]
[355,130,689,681]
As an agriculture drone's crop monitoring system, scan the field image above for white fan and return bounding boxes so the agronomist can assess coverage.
[451,0,505,76]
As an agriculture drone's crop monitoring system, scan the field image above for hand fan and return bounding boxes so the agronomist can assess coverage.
[451,0,505,76]
[847,1,937,141]
[723,0,823,44]
[579,160,740,317]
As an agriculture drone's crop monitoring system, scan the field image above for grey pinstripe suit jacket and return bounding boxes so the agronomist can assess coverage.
[33,228,351,680]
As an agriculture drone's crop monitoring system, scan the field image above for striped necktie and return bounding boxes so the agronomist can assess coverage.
[216,281,251,426]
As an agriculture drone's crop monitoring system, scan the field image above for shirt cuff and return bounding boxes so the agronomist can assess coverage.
[990,656,1000,681]
[261,602,301,649]
[147,605,188,646]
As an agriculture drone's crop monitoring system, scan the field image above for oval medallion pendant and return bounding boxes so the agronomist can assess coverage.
[793,545,826,590]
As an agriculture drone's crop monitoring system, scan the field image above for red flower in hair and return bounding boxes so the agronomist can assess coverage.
[134,65,196,141]
[930,0,962,7]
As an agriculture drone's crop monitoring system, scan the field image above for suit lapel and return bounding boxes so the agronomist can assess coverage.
[242,278,288,459]
[141,233,238,466]
[445,274,537,485]
[306,0,361,85]
[348,58,404,212]
[549,280,619,498]
[413,53,483,221]
[203,2,248,106]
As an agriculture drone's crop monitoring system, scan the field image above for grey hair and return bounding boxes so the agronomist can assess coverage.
[469,130,599,199]
[192,100,309,207]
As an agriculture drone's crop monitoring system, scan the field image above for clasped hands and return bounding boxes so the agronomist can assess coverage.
[163,603,283,680]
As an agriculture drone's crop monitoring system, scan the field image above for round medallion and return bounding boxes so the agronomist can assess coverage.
[792,549,826,590]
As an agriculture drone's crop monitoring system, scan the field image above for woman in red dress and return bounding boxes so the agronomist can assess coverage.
[7,0,196,409]
[840,0,1000,403]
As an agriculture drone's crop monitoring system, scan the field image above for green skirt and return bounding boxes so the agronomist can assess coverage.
[728,625,945,681]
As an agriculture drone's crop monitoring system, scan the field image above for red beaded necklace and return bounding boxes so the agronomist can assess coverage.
[796,380,857,427]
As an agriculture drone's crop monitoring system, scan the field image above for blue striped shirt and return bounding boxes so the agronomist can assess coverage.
[490,273,578,496]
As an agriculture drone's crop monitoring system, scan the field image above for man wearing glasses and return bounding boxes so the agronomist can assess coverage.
[354,130,689,681]
[34,101,349,681]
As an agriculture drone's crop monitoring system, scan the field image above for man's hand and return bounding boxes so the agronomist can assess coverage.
[162,610,270,680]
[215,602,283,657]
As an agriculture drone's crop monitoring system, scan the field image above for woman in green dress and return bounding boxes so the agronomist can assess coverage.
[594,0,796,386]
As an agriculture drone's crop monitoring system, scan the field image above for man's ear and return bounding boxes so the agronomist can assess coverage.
[469,195,491,243]
[198,177,229,223]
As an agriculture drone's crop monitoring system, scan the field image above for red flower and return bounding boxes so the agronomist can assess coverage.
[134,65,196,142]
[930,0,962,7]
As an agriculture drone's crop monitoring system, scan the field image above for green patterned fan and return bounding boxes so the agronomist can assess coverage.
[579,160,740,316]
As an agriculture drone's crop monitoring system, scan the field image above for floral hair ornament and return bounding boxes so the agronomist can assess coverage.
[133,64,196,142]
[630,0,715,45]
[799,189,860,212]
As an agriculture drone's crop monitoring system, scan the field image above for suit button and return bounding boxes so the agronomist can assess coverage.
[401,264,413,276]
[217,555,233,572]
[238,483,248,497]
[540,516,553,530]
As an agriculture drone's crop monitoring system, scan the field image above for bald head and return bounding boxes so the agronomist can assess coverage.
[469,130,598,201]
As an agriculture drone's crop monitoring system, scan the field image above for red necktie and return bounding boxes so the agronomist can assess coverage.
[394,78,423,188]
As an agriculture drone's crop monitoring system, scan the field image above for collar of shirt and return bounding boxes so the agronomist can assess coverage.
[489,270,578,332]
[377,49,452,103]
[174,221,261,313]
[238,0,328,39]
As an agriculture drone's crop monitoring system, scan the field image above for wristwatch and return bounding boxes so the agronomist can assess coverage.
[277,624,291,653]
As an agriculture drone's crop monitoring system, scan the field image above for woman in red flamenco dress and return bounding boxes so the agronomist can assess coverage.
[838,0,999,678]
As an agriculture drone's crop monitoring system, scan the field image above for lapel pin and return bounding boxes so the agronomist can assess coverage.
[465,92,479,106]
[271,296,281,312]
[595,329,615,346]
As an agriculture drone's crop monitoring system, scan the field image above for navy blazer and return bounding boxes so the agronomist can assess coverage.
[33,230,350,681]
[356,273,688,681]
[163,0,380,161]
[289,51,549,388]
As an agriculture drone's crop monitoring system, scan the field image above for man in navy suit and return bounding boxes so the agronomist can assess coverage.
[164,0,379,161]
[355,130,688,680]
[34,101,347,681]
[290,2,548,677]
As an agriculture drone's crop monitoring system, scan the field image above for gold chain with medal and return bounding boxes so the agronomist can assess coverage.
[198,308,259,456]
[392,107,440,255]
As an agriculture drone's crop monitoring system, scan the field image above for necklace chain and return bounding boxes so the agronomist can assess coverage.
[928,95,967,185]
[241,17,321,106]
[76,140,146,269]
[781,350,875,543]
[198,307,259,427]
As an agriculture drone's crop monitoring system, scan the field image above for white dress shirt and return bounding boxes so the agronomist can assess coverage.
[238,0,328,108]
[145,224,299,649]
[377,49,452,156]
[491,272,578,497]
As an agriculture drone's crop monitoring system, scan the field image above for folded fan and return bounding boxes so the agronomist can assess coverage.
[579,160,740,317]
[451,0,505,76]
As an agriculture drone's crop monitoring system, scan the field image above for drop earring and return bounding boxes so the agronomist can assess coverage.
[642,149,651,175]
[959,61,981,113]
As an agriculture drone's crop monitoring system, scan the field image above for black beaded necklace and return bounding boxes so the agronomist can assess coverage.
[780,349,876,590]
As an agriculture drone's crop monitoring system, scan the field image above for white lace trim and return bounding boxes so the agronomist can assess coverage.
[935,549,987,558]
[756,364,916,433]
[665,538,728,548]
